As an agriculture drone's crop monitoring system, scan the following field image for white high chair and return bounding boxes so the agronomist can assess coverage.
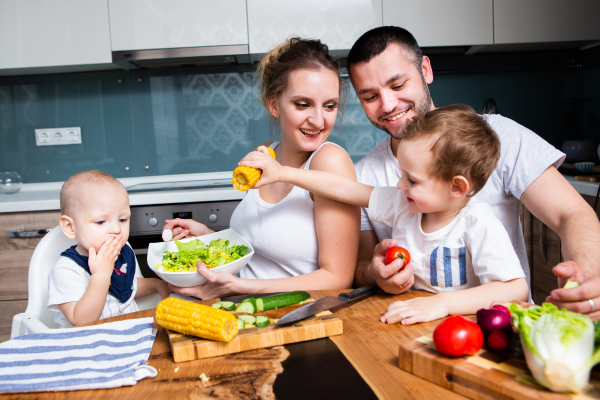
[10,226,161,338]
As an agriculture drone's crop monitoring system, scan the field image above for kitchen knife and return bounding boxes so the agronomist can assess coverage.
[276,285,378,325]
[219,292,289,303]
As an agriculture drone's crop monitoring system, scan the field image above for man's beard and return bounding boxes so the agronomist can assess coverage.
[368,81,432,140]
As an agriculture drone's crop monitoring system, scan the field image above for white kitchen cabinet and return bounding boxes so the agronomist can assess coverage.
[0,0,112,72]
[494,0,600,44]
[108,0,248,51]
[383,0,493,47]
[247,0,382,55]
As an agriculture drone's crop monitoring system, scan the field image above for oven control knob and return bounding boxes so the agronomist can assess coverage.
[208,214,218,223]
[148,217,158,227]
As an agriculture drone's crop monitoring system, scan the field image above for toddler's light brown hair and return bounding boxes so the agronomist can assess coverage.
[402,104,500,196]
[60,170,125,215]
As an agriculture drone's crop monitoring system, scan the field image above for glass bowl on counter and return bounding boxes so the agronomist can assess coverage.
[0,172,23,194]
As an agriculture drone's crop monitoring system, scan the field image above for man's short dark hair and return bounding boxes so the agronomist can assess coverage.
[346,26,423,76]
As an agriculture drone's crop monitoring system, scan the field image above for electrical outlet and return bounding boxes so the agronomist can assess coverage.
[35,127,82,146]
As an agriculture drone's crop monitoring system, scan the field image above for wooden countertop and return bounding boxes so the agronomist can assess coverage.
[1,290,466,400]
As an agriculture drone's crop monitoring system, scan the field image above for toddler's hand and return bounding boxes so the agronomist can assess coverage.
[88,235,122,279]
[381,295,449,325]
[238,146,282,188]
[369,239,415,295]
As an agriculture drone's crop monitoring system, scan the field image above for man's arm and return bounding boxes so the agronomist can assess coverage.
[520,166,600,310]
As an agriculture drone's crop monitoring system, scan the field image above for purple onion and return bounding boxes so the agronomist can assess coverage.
[476,308,511,336]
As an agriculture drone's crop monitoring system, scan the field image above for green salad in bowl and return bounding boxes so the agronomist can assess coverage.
[146,228,255,287]
[159,238,249,272]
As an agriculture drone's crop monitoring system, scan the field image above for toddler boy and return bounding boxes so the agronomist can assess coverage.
[47,170,169,328]
[239,104,529,325]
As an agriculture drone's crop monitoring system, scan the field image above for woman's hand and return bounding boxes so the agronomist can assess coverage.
[546,261,600,315]
[162,218,214,241]
[168,261,238,299]
[238,146,283,188]
[368,239,414,295]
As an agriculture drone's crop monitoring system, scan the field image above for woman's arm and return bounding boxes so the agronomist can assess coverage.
[162,218,214,241]
[241,146,373,208]
[170,145,361,298]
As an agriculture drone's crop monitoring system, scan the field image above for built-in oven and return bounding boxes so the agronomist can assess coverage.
[126,180,241,278]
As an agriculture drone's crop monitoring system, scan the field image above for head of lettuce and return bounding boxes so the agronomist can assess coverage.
[510,302,600,393]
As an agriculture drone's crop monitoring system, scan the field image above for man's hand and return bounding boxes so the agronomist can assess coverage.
[162,219,213,241]
[168,261,237,299]
[88,235,122,279]
[368,239,414,295]
[546,261,600,315]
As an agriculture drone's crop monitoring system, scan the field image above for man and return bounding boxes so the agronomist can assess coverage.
[349,26,600,314]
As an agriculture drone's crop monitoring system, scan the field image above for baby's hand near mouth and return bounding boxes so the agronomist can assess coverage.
[89,235,122,279]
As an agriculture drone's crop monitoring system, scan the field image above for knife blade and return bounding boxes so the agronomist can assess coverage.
[219,292,289,303]
[276,285,378,325]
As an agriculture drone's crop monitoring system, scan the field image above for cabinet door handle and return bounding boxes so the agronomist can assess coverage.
[6,229,50,238]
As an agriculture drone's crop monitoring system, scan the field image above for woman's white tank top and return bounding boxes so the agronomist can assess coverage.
[230,141,340,280]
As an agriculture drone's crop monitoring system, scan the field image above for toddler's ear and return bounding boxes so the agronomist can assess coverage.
[450,176,470,199]
[59,215,77,239]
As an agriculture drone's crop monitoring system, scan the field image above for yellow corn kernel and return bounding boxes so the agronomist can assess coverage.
[155,297,238,342]
[232,147,276,191]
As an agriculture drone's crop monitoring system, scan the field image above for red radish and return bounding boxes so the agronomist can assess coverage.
[487,329,510,352]
[491,304,511,319]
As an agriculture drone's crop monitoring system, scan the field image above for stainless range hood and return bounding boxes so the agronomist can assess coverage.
[112,44,250,70]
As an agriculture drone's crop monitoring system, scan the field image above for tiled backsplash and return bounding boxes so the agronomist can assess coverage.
[1,53,598,183]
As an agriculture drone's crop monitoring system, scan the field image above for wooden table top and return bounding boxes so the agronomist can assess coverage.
[1,290,467,400]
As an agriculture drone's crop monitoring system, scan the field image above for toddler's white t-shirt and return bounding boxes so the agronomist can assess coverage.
[47,248,139,328]
[368,187,525,293]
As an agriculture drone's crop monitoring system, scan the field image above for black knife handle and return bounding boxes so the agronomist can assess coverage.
[338,285,378,301]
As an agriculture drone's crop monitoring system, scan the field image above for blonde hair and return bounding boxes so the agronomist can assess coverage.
[402,104,501,196]
[256,37,344,130]
[60,170,125,215]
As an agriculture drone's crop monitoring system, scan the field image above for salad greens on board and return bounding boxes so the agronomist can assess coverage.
[157,239,248,272]
[510,302,600,393]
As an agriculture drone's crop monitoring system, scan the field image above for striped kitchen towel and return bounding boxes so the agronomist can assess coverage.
[0,317,157,393]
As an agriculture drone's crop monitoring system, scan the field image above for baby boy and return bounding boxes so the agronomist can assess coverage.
[47,170,169,328]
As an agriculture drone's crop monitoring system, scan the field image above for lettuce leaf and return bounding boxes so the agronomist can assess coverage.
[158,239,248,272]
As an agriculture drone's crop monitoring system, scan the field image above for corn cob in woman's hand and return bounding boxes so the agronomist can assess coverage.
[155,297,238,342]
[232,147,276,191]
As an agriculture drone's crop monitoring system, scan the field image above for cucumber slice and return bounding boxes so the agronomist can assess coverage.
[237,318,245,330]
[241,297,255,303]
[238,314,257,325]
[236,301,257,314]
[211,302,223,309]
[256,316,270,327]
[220,301,236,311]
[257,291,310,311]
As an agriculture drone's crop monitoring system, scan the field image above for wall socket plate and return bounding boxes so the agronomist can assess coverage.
[35,127,82,146]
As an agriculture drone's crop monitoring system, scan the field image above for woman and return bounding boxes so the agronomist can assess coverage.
[163,38,360,299]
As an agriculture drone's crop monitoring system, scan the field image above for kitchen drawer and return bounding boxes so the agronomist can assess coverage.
[0,300,27,343]
[0,210,60,301]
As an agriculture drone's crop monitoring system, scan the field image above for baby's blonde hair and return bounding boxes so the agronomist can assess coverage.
[60,170,125,215]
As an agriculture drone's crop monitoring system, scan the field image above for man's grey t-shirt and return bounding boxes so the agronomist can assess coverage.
[354,114,566,286]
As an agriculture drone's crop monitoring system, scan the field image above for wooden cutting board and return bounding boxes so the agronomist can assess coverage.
[165,300,343,362]
[399,333,600,400]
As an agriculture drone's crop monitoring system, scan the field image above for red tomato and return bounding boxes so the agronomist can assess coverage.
[385,247,411,271]
[433,315,484,357]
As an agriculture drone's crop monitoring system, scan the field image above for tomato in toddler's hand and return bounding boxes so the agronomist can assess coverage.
[385,247,410,272]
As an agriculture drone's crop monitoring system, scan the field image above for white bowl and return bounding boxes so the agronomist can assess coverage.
[147,228,254,287]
